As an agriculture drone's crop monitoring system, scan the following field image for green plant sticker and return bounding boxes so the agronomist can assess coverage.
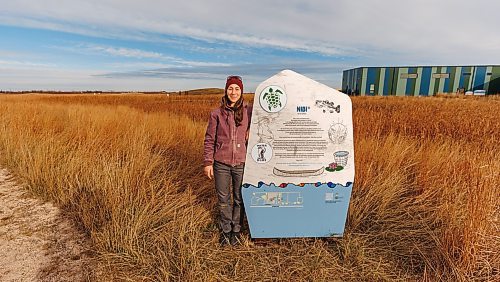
[325,162,344,172]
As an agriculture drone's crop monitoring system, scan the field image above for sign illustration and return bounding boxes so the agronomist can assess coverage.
[242,70,355,238]
[251,143,273,163]
[259,86,287,113]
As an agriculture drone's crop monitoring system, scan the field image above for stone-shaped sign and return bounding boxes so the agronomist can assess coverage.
[242,70,355,238]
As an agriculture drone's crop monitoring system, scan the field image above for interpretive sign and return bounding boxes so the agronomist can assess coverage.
[242,70,355,238]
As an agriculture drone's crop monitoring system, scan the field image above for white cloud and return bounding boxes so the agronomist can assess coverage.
[97,60,349,91]
[3,0,499,62]
[106,62,178,69]
[0,59,56,68]
[87,45,164,59]
[0,60,347,91]
[47,43,173,60]
[48,43,233,68]
[0,66,213,91]
[2,0,500,91]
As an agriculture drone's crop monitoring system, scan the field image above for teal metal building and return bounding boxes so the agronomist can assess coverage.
[342,65,500,96]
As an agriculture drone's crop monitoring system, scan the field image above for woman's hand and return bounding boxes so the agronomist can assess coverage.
[203,165,214,180]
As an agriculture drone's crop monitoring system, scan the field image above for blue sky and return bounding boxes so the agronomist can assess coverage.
[1,0,499,91]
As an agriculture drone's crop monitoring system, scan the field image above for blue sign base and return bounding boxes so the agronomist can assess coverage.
[242,183,353,238]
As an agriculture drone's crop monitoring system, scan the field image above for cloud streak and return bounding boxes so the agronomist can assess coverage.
[96,61,349,90]
[1,0,500,91]
[48,42,233,68]
[0,59,56,68]
[87,45,164,59]
[5,0,499,61]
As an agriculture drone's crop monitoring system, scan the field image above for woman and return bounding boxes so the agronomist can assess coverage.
[203,75,252,246]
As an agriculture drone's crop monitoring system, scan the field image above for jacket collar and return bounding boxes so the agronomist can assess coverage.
[222,102,247,113]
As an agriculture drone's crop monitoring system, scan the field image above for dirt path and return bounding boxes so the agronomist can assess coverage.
[0,168,95,281]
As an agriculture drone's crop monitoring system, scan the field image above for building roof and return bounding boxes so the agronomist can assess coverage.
[344,65,500,71]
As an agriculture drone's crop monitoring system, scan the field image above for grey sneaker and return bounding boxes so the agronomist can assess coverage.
[219,232,231,246]
[230,232,242,246]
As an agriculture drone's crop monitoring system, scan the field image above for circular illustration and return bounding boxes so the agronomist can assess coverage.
[251,143,273,164]
[328,122,347,144]
[259,85,287,113]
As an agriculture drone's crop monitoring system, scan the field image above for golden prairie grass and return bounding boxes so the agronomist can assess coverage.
[0,94,498,281]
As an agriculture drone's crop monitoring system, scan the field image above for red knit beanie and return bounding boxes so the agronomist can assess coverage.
[225,76,243,94]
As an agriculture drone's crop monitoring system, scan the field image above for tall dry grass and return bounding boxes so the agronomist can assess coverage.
[0,94,498,281]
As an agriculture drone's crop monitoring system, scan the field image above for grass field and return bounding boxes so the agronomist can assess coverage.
[0,93,498,281]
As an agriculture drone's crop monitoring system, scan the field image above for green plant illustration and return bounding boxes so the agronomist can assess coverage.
[325,162,344,172]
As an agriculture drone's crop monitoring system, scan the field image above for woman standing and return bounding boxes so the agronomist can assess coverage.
[203,75,252,246]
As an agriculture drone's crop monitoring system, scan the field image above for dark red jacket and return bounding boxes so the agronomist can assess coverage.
[203,103,252,166]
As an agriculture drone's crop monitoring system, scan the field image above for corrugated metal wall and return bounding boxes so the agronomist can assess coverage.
[342,65,500,96]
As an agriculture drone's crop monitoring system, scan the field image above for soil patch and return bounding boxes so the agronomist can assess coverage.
[0,168,96,281]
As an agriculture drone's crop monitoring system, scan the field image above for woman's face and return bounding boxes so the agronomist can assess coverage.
[226,83,242,105]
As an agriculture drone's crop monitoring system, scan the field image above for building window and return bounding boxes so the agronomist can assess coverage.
[432,73,450,78]
[462,72,471,76]
[400,73,418,79]
[486,72,492,75]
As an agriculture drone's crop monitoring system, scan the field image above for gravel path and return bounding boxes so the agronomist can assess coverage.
[0,168,95,281]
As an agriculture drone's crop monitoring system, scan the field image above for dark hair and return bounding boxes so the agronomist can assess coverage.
[221,94,244,126]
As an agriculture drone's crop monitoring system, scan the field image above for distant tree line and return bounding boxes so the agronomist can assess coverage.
[0,89,229,95]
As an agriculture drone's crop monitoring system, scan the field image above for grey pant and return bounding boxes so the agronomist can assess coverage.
[213,161,244,233]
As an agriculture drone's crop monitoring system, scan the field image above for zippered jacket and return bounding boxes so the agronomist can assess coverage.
[203,103,252,166]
